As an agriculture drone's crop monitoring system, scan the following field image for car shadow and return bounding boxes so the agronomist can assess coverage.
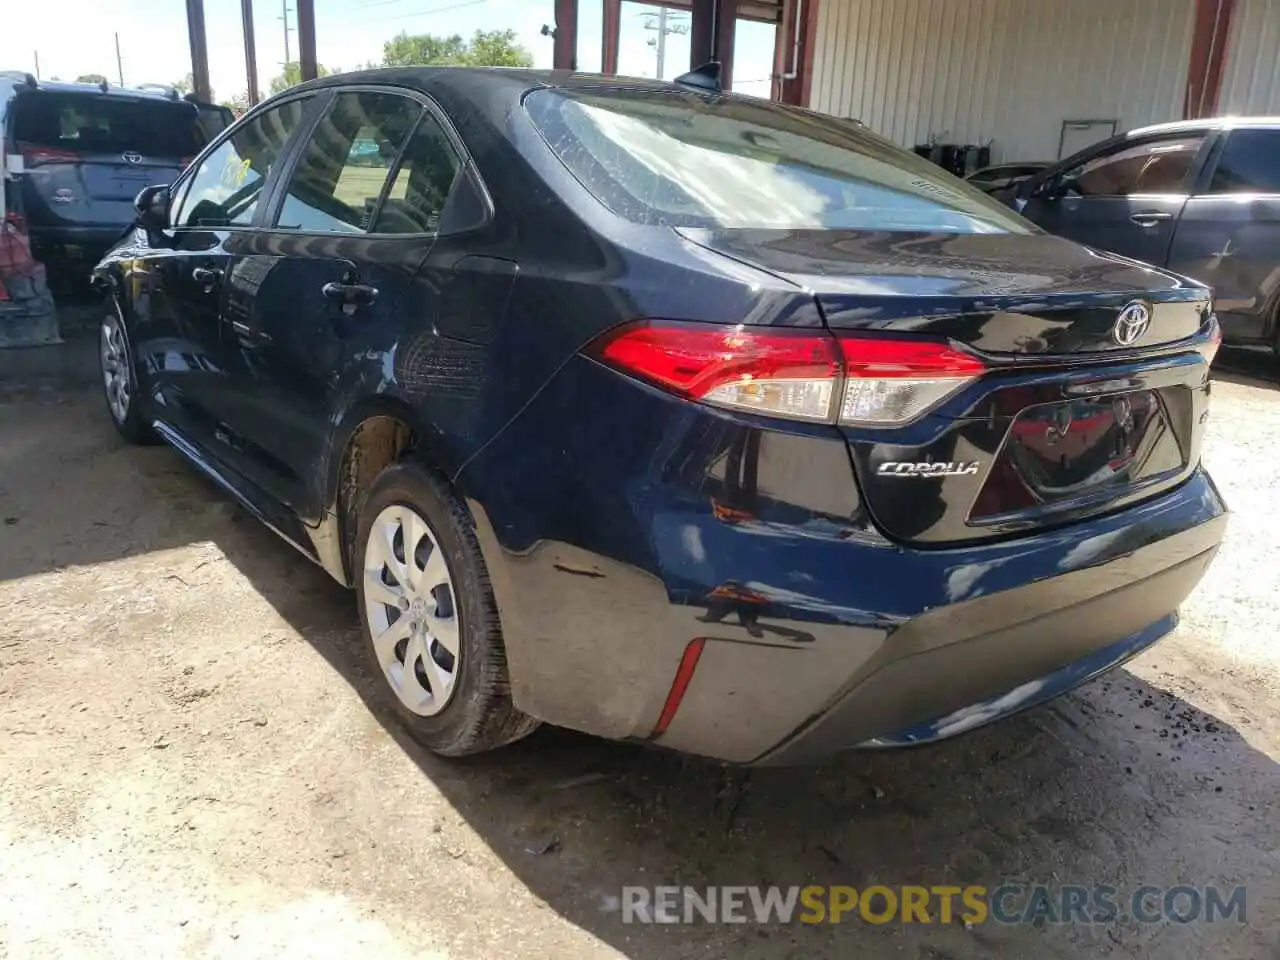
[210,489,1279,959]
[1214,346,1280,391]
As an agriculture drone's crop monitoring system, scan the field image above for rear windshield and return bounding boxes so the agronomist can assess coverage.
[10,92,205,158]
[524,89,1032,234]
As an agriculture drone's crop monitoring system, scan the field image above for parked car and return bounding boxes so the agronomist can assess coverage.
[1013,117,1280,354]
[0,72,232,289]
[92,68,1226,764]
[965,161,1049,198]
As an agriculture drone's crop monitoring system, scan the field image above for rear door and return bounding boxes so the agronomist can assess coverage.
[9,91,204,233]
[1168,125,1280,344]
[1020,131,1209,266]
[218,88,471,519]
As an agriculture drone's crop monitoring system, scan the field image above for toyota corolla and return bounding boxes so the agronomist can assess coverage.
[92,67,1226,764]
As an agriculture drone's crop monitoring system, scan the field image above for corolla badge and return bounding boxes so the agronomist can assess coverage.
[878,461,981,477]
[1112,301,1151,346]
[122,151,142,164]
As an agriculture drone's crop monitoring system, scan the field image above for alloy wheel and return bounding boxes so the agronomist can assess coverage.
[100,311,131,424]
[362,504,461,716]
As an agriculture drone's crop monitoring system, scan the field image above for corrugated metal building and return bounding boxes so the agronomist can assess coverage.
[806,0,1275,164]
[1220,0,1280,113]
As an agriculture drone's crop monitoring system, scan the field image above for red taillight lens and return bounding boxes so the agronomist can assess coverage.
[16,142,80,166]
[591,320,985,426]
[593,320,842,422]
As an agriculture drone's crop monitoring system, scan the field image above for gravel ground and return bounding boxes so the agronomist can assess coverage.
[0,351,1277,960]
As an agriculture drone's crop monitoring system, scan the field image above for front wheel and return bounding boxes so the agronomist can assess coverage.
[99,302,157,445]
[354,461,540,756]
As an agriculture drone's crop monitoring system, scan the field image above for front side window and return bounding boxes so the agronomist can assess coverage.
[1066,136,1204,197]
[175,97,311,228]
[524,89,1030,234]
[275,92,420,234]
[1207,128,1280,194]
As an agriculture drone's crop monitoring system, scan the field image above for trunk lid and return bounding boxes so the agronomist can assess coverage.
[680,228,1216,546]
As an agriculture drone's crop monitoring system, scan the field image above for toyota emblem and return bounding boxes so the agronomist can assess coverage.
[1112,302,1151,346]
[122,151,142,165]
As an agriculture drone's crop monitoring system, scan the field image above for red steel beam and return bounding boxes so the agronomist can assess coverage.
[603,0,621,75]
[554,0,579,71]
[775,0,818,106]
[1184,0,1236,118]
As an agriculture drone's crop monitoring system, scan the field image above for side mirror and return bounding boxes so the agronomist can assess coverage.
[134,184,171,230]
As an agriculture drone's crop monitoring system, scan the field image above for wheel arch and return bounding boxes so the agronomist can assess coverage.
[324,393,463,585]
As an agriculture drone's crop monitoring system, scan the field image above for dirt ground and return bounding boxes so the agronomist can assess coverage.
[1,349,1277,960]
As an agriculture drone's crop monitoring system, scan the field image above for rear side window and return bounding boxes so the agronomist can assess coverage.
[276,91,420,234]
[1207,128,1280,194]
[175,97,311,228]
[1067,136,1204,196]
[524,89,1029,234]
[10,92,204,158]
[371,114,463,235]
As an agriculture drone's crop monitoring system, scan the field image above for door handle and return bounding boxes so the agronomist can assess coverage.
[322,281,379,307]
[1129,211,1174,227]
[192,266,223,289]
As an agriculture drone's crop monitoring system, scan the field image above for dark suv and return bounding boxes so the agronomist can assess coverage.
[92,68,1226,764]
[2,74,231,287]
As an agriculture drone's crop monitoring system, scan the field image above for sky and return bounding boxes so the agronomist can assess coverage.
[1,0,777,102]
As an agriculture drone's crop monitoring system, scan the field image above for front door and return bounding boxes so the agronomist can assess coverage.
[142,94,316,453]
[1020,132,1209,268]
[219,89,471,521]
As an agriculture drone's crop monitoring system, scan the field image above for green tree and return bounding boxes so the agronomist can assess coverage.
[466,29,534,67]
[173,73,193,95]
[380,29,532,68]
[75,73,108,85]
[269,61,331,94]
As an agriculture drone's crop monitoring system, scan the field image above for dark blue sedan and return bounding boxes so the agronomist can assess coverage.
[91,67,1226,764]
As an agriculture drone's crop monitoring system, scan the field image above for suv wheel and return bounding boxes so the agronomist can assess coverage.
[99,302,156,444]
[354,461,540,756]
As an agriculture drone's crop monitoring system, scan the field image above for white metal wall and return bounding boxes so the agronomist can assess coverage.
[1220,0,1280,114]
[809,0,1195,163]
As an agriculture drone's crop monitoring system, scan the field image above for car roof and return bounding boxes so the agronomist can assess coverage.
[1,71,211,108]
[1127,115,1280,137]
[285,65,759,104]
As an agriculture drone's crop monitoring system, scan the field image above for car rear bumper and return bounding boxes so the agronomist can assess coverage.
[469,462,1225,766]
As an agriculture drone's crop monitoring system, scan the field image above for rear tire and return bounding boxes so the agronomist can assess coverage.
[354,461,540,757]
[99,300,158,445]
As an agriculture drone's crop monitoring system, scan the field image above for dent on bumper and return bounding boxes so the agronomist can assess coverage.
[855,615,1175,747]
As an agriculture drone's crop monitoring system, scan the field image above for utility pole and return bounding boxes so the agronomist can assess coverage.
[33,50,40,79]
[644,8,689,80]
[281,0,293,66]
[242,0,260,104]
[114,33,124,86]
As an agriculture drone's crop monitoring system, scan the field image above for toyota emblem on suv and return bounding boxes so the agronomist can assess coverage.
[1113,302,1152,346]
[122,151,142,165]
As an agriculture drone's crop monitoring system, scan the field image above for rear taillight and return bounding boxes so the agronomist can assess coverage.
[838,337,986,425]
[590,320,985,426]
[16,142,79,166]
